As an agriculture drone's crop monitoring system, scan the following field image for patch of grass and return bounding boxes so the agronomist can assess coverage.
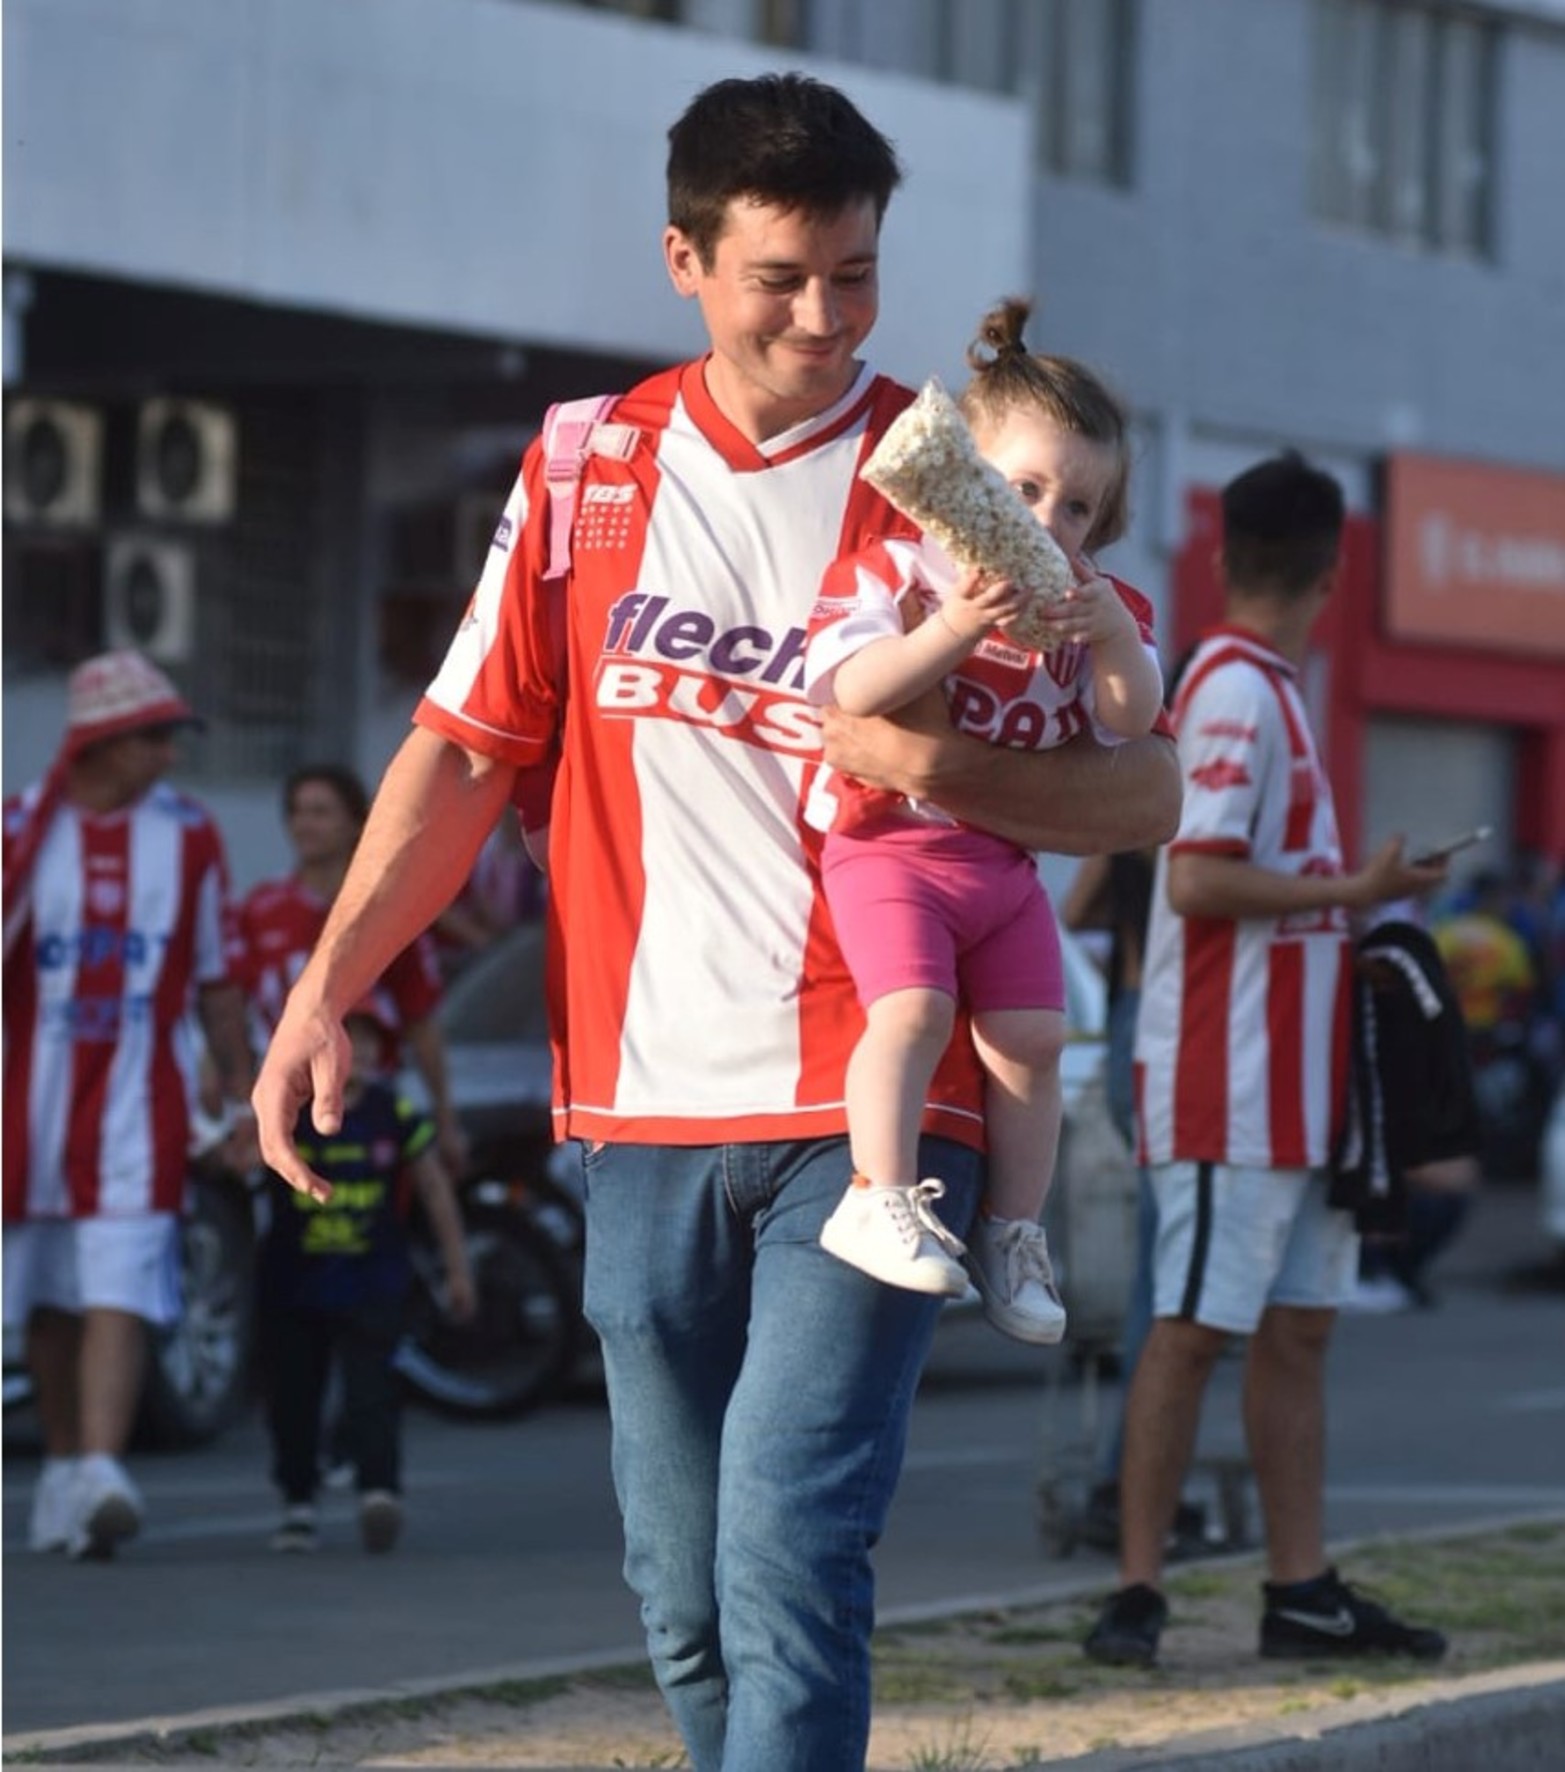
[465,1673,577,1707]
[1165,1568,1235,1601]
[582,1662,661,1694]
[1000,1669,1088,1702]
[875,1652,983,1707]
[904,1712,996,1770]
[983,1621,1078,1646]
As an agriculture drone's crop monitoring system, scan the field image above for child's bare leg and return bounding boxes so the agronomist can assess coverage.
[970,1007,1068,1221]
[822,987,969,1296]
[845,987,957,1183]
[964,1007,1069,1343]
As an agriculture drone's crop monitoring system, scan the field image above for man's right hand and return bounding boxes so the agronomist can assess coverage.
[820,685,954,801]
[250,1004,351,1203]
[1349,835,1450,910]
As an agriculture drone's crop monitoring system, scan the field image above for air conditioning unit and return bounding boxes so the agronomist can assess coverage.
[4,400,104,527]
[103,534,197,663]
[136,398,238,523]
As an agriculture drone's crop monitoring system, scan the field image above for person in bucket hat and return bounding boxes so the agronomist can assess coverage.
[2,651,253,1560]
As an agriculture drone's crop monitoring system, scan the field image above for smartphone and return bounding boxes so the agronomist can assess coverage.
[1410,825,1493,866]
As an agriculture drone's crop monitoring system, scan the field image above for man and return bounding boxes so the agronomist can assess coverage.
[255,74,1178,1770]
[3,650,252,1559]
[1085,454,1449,1669]
[237,763,466,1176]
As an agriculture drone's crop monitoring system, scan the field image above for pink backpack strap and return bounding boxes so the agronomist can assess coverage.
[541,394,635,581]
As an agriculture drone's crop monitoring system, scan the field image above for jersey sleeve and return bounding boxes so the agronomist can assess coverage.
[803,537,923,707]
[416,439,563,767]
[1170,663,1275,858]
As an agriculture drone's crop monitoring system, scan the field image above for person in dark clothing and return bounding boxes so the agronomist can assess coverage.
[260,1006,473,1553]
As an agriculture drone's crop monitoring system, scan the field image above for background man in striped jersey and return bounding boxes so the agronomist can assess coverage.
[3,651,252,1559]
[1085,454,1449,1669]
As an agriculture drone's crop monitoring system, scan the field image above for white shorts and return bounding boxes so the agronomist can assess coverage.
[3,1216,182,1328]
[1149,1162,1358,1335]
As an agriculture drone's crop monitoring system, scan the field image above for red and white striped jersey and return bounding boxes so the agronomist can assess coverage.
[802,534,1159,833]
[1134,626,1352,1170]
[416,358,987,1147]
[236,876,442,1060]
[3,782,238,1220]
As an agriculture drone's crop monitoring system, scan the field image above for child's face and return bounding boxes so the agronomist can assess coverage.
[976,409,1119,562]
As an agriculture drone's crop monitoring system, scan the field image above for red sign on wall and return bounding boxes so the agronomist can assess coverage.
[1385,454,1565,659]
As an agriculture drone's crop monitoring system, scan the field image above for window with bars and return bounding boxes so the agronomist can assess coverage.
[1029,0,1138,185]
[1311,0,1497,256]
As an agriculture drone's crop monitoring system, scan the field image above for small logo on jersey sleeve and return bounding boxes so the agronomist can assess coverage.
[1191,758,1253,792]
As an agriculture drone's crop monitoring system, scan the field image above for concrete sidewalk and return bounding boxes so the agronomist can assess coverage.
[10,1661,1565,1770]
[9,1576,1563,1770]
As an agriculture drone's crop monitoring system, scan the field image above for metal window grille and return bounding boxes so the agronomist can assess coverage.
[1031,0,1137,186]
[1311,0,1495,257]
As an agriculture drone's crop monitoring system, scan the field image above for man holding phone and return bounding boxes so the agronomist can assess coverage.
[1086,453,1450,1669]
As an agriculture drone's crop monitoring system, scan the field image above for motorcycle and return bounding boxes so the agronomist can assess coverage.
[394,1160,584,1420]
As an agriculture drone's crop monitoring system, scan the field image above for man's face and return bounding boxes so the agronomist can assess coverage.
[286,780,362,869]
[93,725,179,804]
[664,196,881,443]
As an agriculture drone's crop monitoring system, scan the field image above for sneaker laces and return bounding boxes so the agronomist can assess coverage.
[988,1220,1059,1299]
[900,1179,968,1262]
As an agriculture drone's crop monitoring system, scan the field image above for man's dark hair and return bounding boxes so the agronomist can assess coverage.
[1221,451,1345,599]
[283,763,370,827]
[667,73,902,266]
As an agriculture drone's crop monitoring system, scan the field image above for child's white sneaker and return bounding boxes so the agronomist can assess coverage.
[28,1457,80,1553]
[965,1216,1068,1344]
[820,1177,970,1296]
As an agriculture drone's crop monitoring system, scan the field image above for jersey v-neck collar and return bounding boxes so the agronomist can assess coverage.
[1203,622,1297,677]
[678,359,877,473]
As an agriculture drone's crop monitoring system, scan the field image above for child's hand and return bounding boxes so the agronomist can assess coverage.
[1029,561,1134,650]
[942,566,1031,640]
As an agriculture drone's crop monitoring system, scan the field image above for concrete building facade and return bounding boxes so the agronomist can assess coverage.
[5,0,1563,885]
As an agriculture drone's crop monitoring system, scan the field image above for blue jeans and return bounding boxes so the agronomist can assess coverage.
[580,1135,981,1772]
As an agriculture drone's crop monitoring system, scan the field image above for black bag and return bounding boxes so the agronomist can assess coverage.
[1330,919,1481,1234]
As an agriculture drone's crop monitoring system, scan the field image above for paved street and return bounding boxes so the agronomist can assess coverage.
[5,1182,1563,1741]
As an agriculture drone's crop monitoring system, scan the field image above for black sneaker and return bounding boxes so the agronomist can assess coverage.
[1084,1583,1168,1667]
[1260,1567,1447,1661]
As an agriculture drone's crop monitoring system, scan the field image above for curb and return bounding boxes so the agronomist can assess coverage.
[1034,1660,1565,1770]
[8,1517,1564,1767]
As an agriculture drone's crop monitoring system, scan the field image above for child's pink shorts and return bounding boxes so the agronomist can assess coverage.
[822,823,1064,1014]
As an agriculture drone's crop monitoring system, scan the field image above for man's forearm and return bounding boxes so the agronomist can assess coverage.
[911,728,1180,856]
[197,983,255,1101]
